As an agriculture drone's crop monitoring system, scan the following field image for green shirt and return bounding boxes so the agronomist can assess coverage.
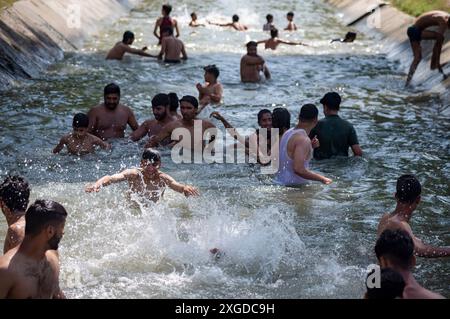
[310,115,359,160]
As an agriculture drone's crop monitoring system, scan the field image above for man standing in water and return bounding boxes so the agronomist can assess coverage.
[406,11,449,86]
[131,93,176,145]
[88,83,139,140]
[0,176,30,253]
[106,31,157,60]
[377,174,450,257]
[276,104,332,186]
[0,200,67,299]
[240,41,271,83]
[197,65,223,112]
[158,27,187,63]
[154,4,180,44]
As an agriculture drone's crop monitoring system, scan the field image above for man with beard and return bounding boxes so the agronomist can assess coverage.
[145,96,216,151]
[88,83,139,140]
[240,41,271,83]
[131,94,175,145]
[0,200,67,299]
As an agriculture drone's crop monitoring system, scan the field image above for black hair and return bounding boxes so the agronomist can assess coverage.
[204,65,220,79]
[257,109,272,125]
[366,268,405,299]
[104,83,121,97]
[0,175,30,212]
[122,31,135,43]
[396,174,421,204]
[152,93,170,108]
[272,108,291,132]
[246,41,258,48]
[287,11,294,17]
[73,113,89,128]
[168,93,179,112]
[161,26,174,36]
[191,12,197,18]
[232,14,239,22]
[25,200,68,236]
[299,104,318,121]
[142,148,161,164]
[266,14,273,21]
[375,229,415,270]
[270,28,279,38]
[162,4,172,15]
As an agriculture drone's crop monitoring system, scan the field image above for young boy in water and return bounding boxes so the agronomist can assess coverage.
[189,12,205,27]
[263,14,274,31]
[196,65,223,113]
[257,28,307,50]
[85,149,200,202]
[53,113,111,155]
[284,11,298,31]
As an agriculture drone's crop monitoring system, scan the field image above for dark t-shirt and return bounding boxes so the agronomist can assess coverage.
[310,115,359,160]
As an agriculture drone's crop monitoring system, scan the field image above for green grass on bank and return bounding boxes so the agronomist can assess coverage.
[391,0,450,17]
[0,0,16,11]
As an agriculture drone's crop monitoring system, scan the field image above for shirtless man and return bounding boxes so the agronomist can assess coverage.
[0,200,67,299]
[88,83,139,140]
[263,14,274,31]
[406,11,449,86]
[130,93,175,145]
[196,65,223,112]
[189,12,205,27]
[0,176,30,253]
[106,31,156,60]
[85,149,199,202]
[208,15,248,31]
[284,11,298,31]
[158,27,187,63]
[146,95,217,151]
[168,92,182,119]
[53,113,111,155]
[376,229,445,299]
[377,174,450,258]
[154,4,180,44]
[276,104,332,186]
[257,28,307,50]
[240,41,271,83]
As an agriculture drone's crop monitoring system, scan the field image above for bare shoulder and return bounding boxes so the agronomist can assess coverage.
[46,250,60,266]
[87,133,104,143]
[202,119,216,129]
[88,104,103,115]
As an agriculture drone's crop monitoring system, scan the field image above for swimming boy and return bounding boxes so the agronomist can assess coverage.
[284,11,298,31]
[208,15,248,31]
[106,31,156,60]
[257,28,307,50]
[189,12,205,27]
[197,65,223,112]
[263,14,274,31]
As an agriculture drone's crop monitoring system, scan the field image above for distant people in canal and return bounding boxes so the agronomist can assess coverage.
[189,12,205,27]
[405,11,449,86]
[263,14,275,31]
[331,32,357,43]
[257,28,308,50]
[87,83,139,140]
[240,41,271,83]
[284,11,298,31]
[106,31,157,60]
[208,15,248,31]
[53,113,111,155]
[154,4,180,45]
[197,65,223,113]
[158,27,187,63]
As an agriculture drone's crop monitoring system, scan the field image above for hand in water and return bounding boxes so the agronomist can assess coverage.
[311,135,320,149]
[322,177,333,185]
[183,185,200,197]
[85,184,100,193]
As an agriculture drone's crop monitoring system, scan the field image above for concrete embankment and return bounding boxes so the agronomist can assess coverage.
[325,0,449,103]
[0,0,141,90]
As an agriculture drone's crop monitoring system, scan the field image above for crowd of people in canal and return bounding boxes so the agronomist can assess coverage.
[0,4,449,299]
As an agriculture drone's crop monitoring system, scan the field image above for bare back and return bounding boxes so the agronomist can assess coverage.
[415,11,449,31]
[106,42,127,60]
[3,217,25,254]
[162,36,185,61]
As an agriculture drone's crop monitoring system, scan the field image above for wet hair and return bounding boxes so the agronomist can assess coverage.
[152,93,169,108]
[162,4,172,15]
[73,113,89,128]
[246,41,258,48]
[191,12,197,18]
[287,11,294,17]
[366,268,405,299]
[122,31,134,43]
[25,200,68,236]
[272,108,291,132]
[168,92,179,112]
[161,26,174,36]
[257,109,272,125]
[270,28,279,38]
[396,174,421,204]
[0,175,30,212]
[204,64,220,79]
[266,14,273,22]
[104,83,121,97]
[299,104,318,122]
[320,92,342,111]
[142,148,161,164]
[232,14,239,22]
[375,229,414,270]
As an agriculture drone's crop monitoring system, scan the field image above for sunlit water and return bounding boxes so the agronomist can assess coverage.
[0,0,449,298]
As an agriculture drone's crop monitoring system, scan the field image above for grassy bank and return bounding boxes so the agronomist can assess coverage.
[391,0,450,17]
[0,0,16,10]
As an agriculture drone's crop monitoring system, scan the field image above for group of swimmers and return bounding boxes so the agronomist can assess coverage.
[0,3,449,299]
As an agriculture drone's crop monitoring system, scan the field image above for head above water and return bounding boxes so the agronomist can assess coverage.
[287,11,294,19]
[142,148,161,167]
[25,200,68,250]
[0,175,30,213]
[168,92,179,112]
[232,14,239,22]
[246,41,258,55]
[179,95,199,120]
[204,64,220,81]
[122,31,135,45]
[299,104,319,123]
[162,4,172,16]
[272,107,291,133]
[191,12,197,20]
[270,28,279,38]
[366,268,405,299]
[375,229,415,271]
[73,113,89,129]
[320,92,341,112]
[266,14,273,23]
[257,109,272,128]
[152,93,169,121]
[104,83,121,110]
[395,174,421,205]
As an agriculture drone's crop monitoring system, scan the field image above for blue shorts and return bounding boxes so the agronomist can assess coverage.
[407,25,422,42]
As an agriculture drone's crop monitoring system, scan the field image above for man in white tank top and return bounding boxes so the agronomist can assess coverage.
[276,104,332,186]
